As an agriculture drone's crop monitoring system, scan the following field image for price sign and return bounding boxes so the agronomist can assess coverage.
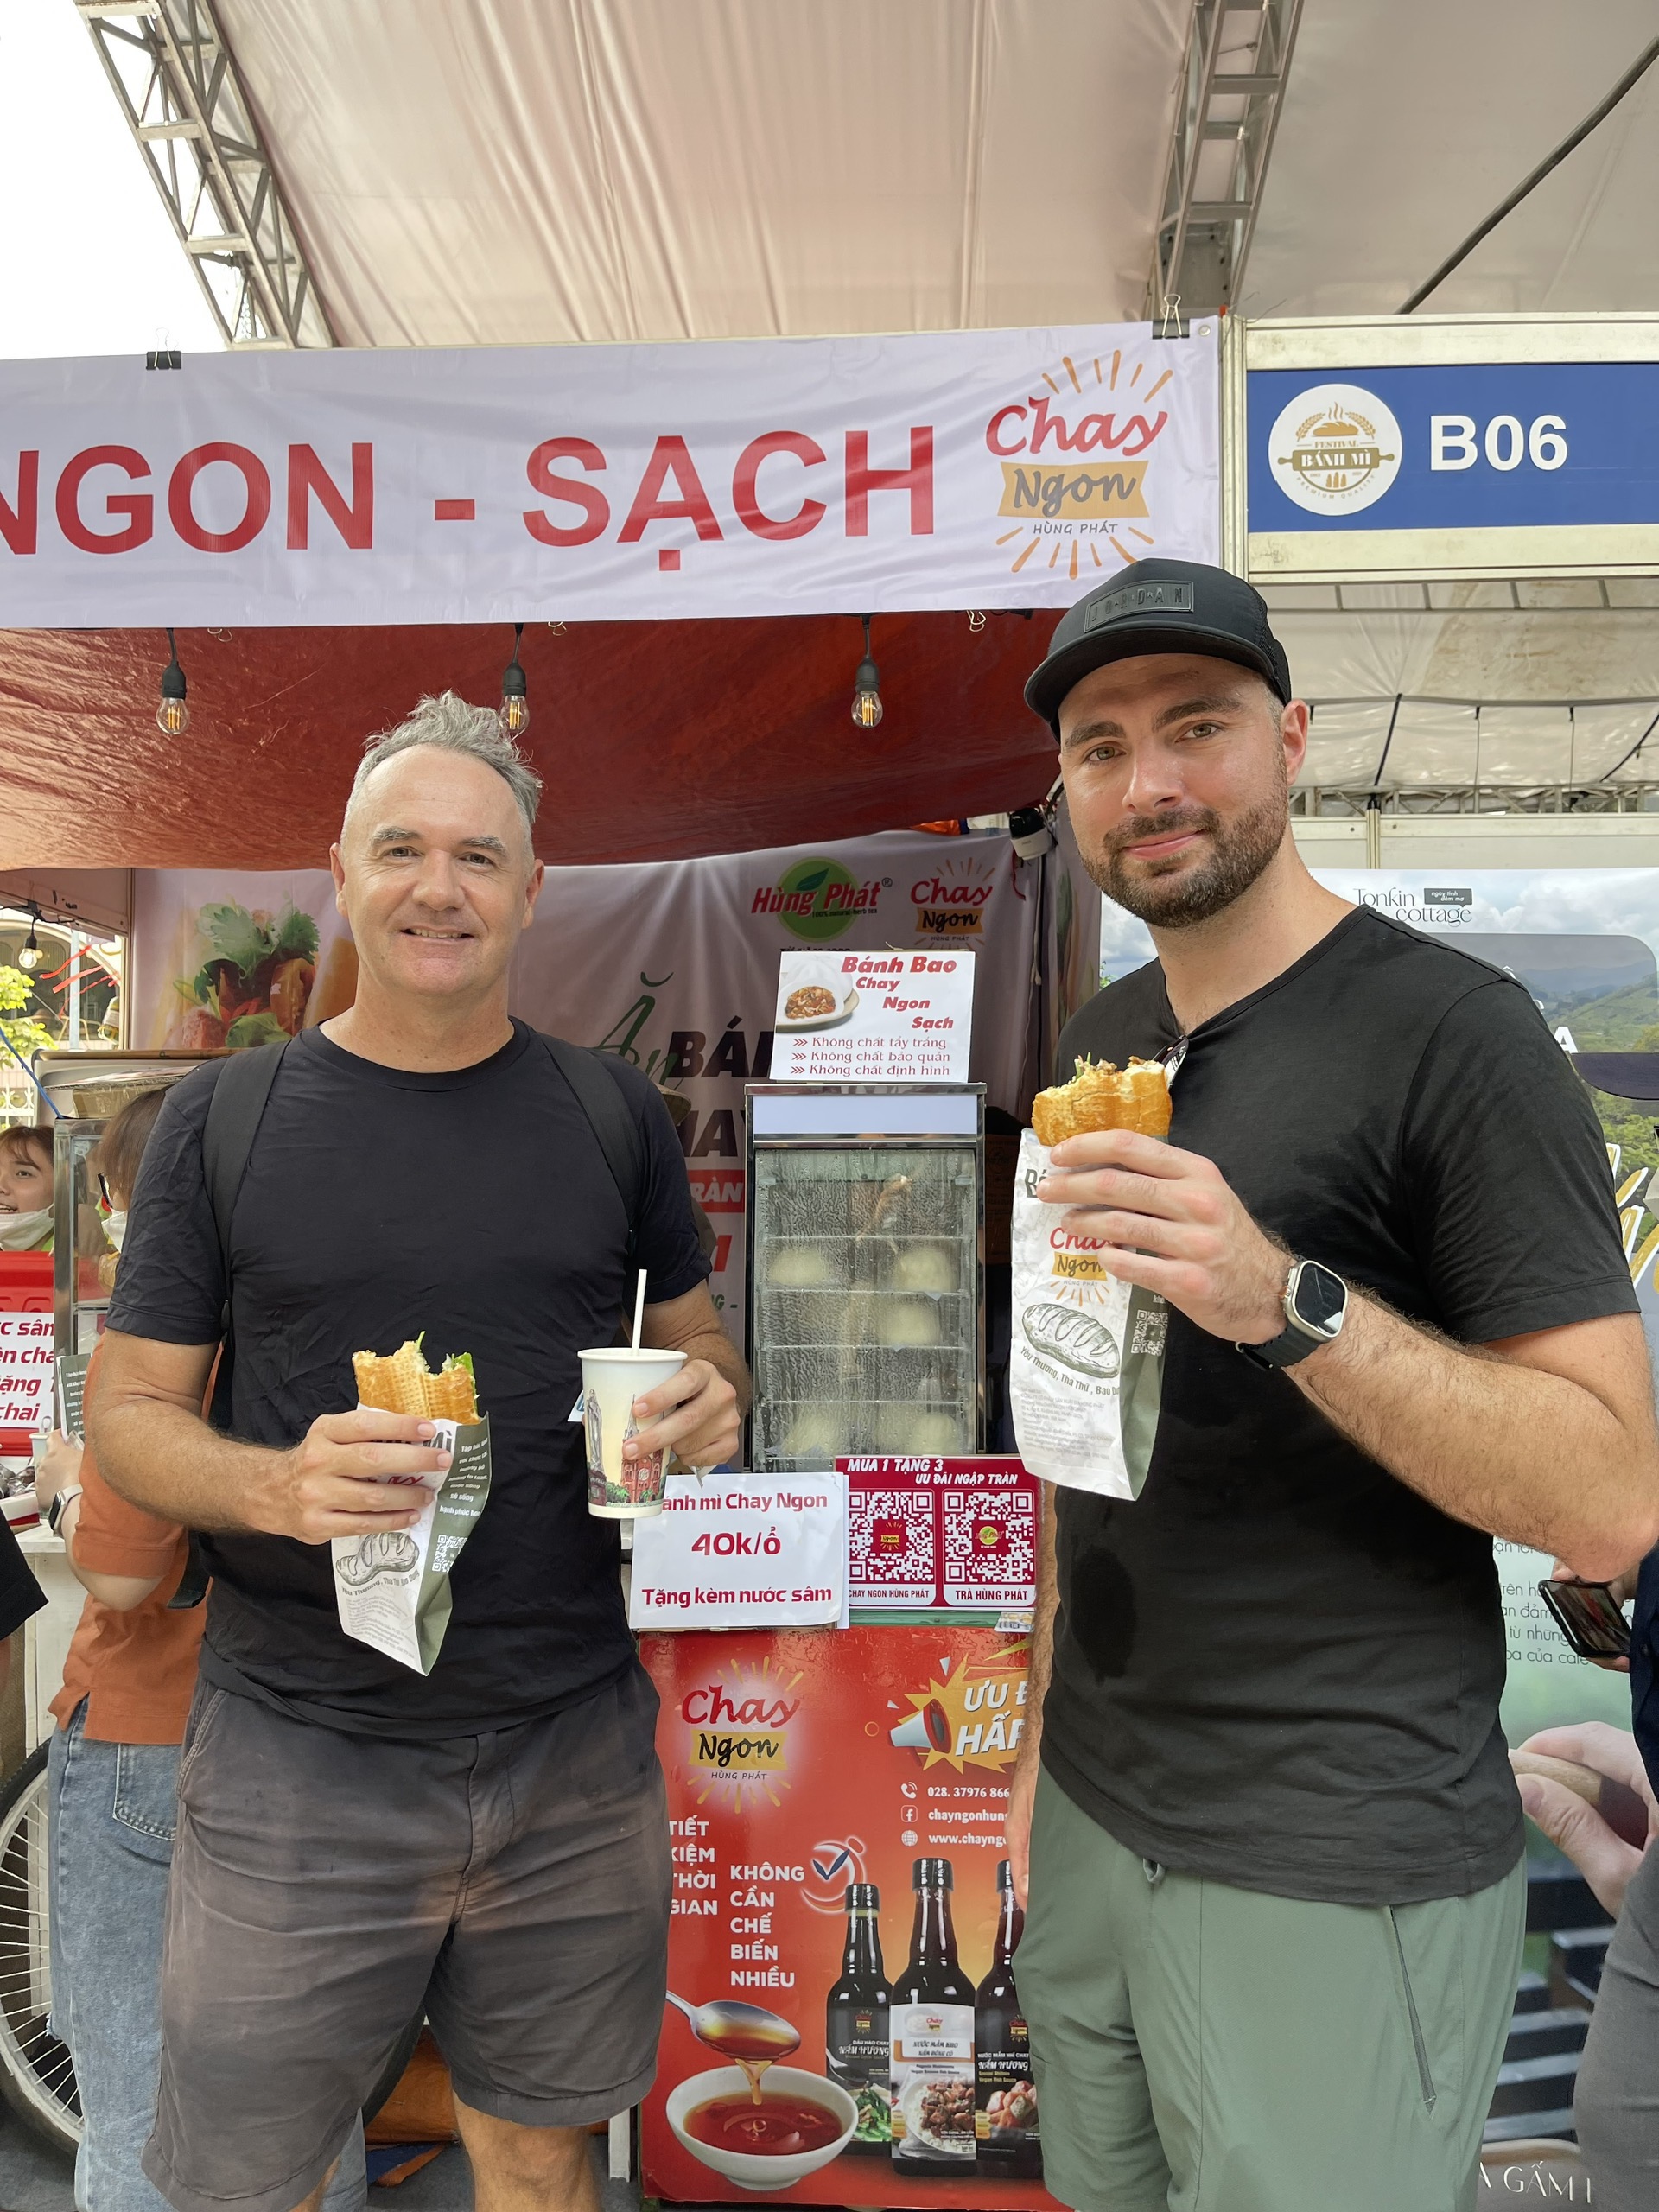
[841,1457,1039,1612]
[772,948,975,1083]
[629,1471,849,1630]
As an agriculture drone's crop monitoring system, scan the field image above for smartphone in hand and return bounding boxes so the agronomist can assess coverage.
[1538,1579,1632,1662]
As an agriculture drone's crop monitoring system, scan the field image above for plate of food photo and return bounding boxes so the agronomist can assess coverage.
[777,983,859,1032]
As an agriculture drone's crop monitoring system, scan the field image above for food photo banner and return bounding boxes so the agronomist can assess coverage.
[0,324,1218,626]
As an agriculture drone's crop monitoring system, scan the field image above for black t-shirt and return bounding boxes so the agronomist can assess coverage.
[1043,907,1637,1904]
[0,1519,46,1643]
[106,1021,709,1738]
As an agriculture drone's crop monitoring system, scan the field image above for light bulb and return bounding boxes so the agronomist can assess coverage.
[157,632,188,735]
[16,932,41,972]
[499,623,530,737]
[849,614,882,728]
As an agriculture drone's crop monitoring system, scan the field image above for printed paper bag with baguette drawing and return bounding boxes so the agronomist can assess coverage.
[1010,1058,1171,1500]
[334,1339,492,1675]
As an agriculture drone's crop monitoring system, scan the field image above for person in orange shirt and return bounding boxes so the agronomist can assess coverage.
[39,1090,366,2212]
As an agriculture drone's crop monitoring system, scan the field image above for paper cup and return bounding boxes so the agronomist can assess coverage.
[579,1347,687,1517]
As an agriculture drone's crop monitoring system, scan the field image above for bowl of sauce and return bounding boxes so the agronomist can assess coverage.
[665,2064,858,2190]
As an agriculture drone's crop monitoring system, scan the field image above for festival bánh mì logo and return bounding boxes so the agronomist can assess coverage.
[1267,382,1402,517]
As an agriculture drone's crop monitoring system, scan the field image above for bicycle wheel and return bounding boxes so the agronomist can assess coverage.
[0,1742,79,2156]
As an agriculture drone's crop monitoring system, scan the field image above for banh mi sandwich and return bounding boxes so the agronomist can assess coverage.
[353,1338,480,1423]
[1030,1055,1172,1147]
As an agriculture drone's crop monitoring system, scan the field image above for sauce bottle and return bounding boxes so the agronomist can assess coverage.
[825,1882,891,2152]
[976,1857,1040,2176]
[889,1857,976,2176]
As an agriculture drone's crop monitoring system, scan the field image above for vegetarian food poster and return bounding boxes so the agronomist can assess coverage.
[640,1625,1060,2209]
[129,871,358,1049]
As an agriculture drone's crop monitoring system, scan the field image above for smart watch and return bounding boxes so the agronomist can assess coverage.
[1236,1259,1348,1371]
[44,1484,82,1538]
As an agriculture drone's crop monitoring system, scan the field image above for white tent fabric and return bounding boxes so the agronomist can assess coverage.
[215,0,1189,346]
[1243,0,1659,318]
[1269,587,1659,789]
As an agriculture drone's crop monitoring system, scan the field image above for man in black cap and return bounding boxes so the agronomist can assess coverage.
[1004,557,1659,2212]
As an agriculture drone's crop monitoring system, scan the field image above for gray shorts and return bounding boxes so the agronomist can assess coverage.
[143,1664,670,2212]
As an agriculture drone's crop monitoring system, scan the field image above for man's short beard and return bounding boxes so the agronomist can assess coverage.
[1083,767,1288,929]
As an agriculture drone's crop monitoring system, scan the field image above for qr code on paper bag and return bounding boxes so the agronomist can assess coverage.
[942,1488,1036,1591]
[848,1487,937,1588]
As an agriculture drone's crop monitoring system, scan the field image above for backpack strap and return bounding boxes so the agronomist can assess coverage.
[538,1034,644,1266]
[168,1038,291,1611]
[201,1038,291,1286]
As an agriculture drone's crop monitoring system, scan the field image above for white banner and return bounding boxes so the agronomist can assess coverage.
[0,327,1218,627]
[629,1471,849,1630]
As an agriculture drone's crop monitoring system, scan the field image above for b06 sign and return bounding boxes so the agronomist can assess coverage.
[1248,359,1659,541]
[1427,414,1567,474]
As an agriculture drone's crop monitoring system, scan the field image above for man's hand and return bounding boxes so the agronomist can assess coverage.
[629,1360,741,1473]
[1039,1128,1287,1344]
[1513,1722,1656,1916]
[34,1431,83,1513]
[251,1410,451,1545]
[1005,1758,1037,1910]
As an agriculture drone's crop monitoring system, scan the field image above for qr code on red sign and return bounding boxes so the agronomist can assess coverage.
[942,1488,1036,1588]
[847,1488,936,1586]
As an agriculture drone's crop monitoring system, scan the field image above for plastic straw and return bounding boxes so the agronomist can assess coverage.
[631,1268,647,1351]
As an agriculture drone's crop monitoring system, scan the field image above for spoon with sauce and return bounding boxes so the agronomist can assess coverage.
[667,1994,801,2104]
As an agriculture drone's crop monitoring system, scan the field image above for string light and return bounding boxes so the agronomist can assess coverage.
[156,627,189,736]
[850,614,883,729]
[499,622,530,736]
[16,908,42,973]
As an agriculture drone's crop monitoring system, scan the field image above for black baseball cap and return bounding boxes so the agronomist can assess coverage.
[1024,557,1293,735]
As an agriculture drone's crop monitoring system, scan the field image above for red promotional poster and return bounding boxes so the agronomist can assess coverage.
[640,1625,1060,2210]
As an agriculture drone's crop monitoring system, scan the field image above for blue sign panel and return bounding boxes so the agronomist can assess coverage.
[1247,362,1659,534]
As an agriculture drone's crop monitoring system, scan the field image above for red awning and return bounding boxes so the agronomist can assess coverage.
[0,610,1061,869]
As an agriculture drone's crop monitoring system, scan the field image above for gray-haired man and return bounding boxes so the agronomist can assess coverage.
[93,693,749,2212]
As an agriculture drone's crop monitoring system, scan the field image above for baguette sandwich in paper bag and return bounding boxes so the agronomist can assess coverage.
[1010,1058,1171,1500]
[334,1338,492,1675]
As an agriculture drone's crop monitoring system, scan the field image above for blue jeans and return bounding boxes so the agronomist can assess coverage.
[48,1703,367,2212]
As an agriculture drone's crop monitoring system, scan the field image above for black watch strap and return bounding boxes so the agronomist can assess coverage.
[1236,1320,1325,1372]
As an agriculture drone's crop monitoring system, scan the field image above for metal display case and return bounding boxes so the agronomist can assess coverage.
[37,1052,226,1360]
[745,1084,985,1473]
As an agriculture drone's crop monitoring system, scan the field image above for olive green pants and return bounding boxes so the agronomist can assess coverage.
[1017,1769,1525,2212]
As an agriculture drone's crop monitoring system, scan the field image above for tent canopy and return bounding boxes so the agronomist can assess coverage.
[215,0,1189,347]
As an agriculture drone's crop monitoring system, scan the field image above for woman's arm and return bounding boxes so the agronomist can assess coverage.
[35,1433,165,1611]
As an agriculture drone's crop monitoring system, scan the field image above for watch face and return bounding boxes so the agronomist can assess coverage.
[1292,1261,1346,1334]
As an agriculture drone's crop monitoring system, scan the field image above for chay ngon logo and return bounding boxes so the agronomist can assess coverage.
[912,854,995,939]
[752,855,884,942]
[1268,382,1402,516]
[985,345,1177,583]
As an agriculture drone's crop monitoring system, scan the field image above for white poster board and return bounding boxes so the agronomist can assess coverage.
[0,1314,54,1435]
[772,948,975,1083]
[629,1471,849,1630]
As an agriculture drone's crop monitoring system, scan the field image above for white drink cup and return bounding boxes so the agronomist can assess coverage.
[579,1346,687,1518]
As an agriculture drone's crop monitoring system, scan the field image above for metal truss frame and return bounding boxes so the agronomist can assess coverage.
[75,0,333,349]
[1292,783,1659,818]
[1147,0,1304,319]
